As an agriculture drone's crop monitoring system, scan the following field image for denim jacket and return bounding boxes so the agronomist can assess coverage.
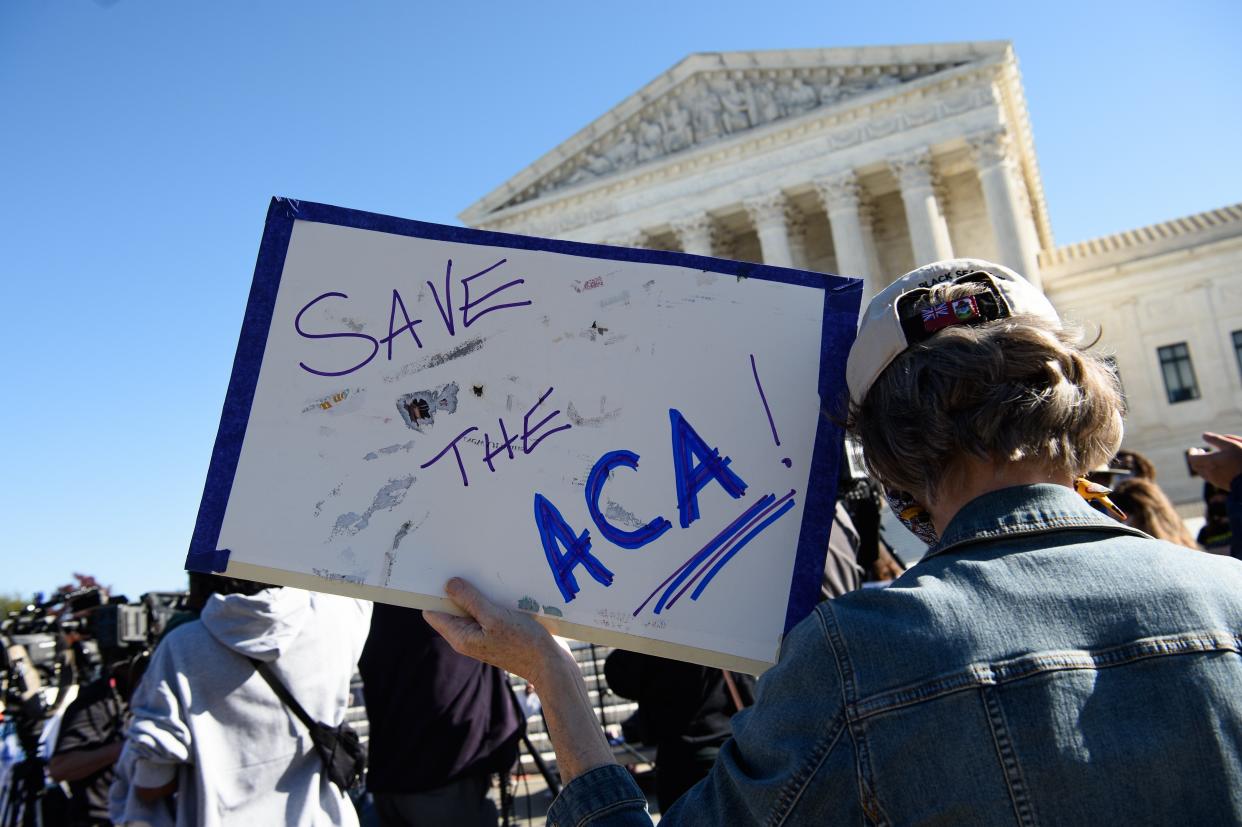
[548,484,1242,826]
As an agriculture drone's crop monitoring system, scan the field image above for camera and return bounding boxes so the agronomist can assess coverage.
[1,583,188,825]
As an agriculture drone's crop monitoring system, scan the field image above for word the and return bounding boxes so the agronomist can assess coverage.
[419,387,571,487]
[294,258,532,377]
[533,409,748,603]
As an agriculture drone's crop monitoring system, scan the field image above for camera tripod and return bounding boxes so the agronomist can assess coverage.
[0,696,50,827]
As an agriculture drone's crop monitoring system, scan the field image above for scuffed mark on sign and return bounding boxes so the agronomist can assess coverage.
[312,547,368,584]
[565,397,621,428]
[582,321,609,342]
[312,482,344,518]
[331,475,415,538]
[384,337,487,383]
[380,510,428,587]
[517,596,540,612]
[596,609,634,632]
[572,275,605,293]
[364,440,416,461]
[396,382,459,432]
[303,388,364,414]
[311,568,367,585]
[605,500,647,530]
[542,605,563,618]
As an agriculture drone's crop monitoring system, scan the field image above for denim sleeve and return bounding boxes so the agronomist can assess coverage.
[546,764,653,826]
[547,610,859,826]
[660,608,860,825]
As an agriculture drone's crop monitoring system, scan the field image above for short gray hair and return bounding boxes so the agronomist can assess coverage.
[847,282,1124,500]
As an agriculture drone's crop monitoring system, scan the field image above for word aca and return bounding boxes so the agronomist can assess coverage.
[294,258,531,377]
[534,409,752,604]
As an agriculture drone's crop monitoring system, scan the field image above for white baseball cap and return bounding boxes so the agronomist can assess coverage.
[845,259,1060,406]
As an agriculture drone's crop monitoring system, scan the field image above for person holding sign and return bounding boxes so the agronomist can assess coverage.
[427,259,1242,824]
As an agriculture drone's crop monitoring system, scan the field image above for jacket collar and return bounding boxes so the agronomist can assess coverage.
[925,483,1150,561]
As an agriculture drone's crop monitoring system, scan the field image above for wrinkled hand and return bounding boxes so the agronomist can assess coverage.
[1188,433,1242,491]
[425,578,571,684]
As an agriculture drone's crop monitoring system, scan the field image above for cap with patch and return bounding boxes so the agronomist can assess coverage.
[845,258,1060,406]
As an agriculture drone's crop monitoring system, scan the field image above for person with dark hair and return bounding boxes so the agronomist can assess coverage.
[1109,477,1197,549]
[359,604,523,827]
[1111,448,1157,481]
[48,668,130,826]
[110,575,370,826]
[1189,432,1242,559]
[422,259,1242,824]
[1198,483,1234,553]
[603,652,754,814]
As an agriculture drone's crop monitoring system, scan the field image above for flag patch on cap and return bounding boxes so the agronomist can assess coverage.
[921,296,980,333]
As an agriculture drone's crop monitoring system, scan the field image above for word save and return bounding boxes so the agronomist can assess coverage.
[293,258,531,377]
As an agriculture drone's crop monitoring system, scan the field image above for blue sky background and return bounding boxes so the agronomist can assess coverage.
[4,0,1240,599]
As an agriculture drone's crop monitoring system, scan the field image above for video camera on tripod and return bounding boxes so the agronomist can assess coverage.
[0,581,188,827]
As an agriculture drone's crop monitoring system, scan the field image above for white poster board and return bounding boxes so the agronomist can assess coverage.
[188,198,861,673]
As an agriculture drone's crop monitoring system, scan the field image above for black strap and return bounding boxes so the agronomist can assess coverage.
[247,657,317,733]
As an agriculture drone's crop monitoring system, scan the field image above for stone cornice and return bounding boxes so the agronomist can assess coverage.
[467,63,1005,237]
[461,42,1013,228]
[992,46,1053,250]
[1040,202,1242,279]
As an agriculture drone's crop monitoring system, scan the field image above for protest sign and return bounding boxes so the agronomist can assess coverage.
[188,197,861,673]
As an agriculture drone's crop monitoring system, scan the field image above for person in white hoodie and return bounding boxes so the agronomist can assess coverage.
[109,575,371,827]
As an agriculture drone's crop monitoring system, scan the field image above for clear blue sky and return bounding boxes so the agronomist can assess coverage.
[4,0,1240,599]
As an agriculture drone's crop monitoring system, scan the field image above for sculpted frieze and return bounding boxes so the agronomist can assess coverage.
[501,63,959,209]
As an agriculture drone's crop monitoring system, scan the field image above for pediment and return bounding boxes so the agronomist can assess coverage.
[463,42,1011,222]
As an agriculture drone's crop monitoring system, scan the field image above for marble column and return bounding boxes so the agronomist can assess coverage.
[815,170,874,299]
[670,212,716,256]
[888,148,954,265]
[743,191,794,268]
[786,210,809,270]
[968,128,1043,288]
[858,202,885,294]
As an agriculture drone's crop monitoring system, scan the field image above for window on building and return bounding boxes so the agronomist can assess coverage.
[1233,330,1242,380]
[1157,342,1200,404]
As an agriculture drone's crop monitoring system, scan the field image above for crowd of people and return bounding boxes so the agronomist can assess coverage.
[5,258,1241,825]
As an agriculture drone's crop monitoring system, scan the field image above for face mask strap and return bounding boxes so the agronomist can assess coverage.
[883,486,939,547]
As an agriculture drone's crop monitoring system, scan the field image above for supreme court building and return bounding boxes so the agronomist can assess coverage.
[462,42,1242,507]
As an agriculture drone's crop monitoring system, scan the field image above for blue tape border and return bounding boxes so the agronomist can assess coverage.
[185,198,297,572]
[185,197,862,636]
[782,280,861,635]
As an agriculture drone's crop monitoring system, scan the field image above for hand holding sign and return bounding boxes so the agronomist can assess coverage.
[425,577,565,682]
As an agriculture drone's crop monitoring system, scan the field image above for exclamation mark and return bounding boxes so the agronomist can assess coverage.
[749,353,792,468]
